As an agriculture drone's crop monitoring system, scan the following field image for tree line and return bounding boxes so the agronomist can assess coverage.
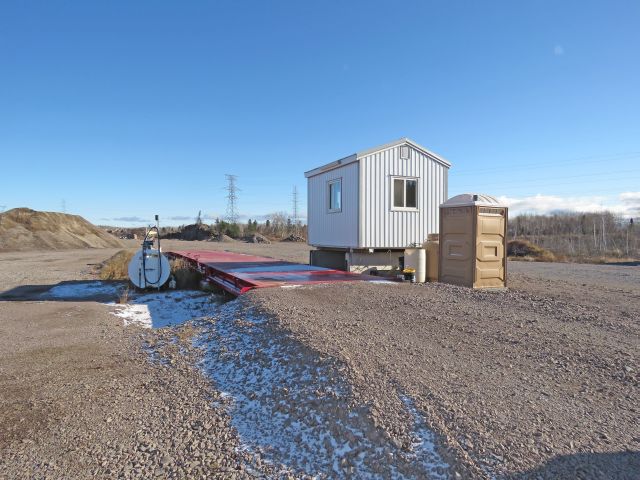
[509,211,637,259]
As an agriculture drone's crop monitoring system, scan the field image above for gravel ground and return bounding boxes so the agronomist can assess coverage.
[1,244,638,479]
[251,264,640,479]
[0,297,284,479]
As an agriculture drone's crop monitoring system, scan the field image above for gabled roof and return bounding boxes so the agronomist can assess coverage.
[304,137,451,178]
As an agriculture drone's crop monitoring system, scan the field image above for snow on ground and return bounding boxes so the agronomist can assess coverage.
[197,301,450,479]
[42,280,449,477]
[43,281,124,299]
[109,290,224,328]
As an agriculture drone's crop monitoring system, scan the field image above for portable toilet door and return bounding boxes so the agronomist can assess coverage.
[439,194,508,289]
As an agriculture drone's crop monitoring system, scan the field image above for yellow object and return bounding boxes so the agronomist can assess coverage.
[404,248,426,282]
[402,267,415,274]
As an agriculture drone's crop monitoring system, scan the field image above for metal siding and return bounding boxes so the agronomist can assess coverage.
[307,162,359,248]
[361,144,448,248]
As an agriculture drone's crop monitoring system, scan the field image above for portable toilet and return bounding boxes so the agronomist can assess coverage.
[439,194,508,289]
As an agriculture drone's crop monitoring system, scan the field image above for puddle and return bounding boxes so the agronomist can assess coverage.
[197,302,450,479]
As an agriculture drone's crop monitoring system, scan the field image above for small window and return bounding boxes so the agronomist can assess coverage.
[328,178,342,212]
[400,145,410,159]
[392,177,418,209]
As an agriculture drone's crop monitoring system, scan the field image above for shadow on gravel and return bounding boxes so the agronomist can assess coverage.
[0,280,126,302]
[514,450,640,480]
[603,261,640,267]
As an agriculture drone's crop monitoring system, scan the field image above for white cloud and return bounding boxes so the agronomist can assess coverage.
[620,192,640,215]
[553,44,564,56]
[498,193,639,217]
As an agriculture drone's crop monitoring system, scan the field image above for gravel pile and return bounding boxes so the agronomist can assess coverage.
[195,299,454,479]
[251,267,640,479]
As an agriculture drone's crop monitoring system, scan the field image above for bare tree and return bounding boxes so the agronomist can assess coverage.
[292,186,299,234]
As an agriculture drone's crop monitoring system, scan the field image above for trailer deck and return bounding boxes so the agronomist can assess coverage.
[167,250,387,295]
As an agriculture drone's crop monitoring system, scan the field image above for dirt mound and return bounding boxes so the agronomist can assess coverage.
[208,233,236,243]
[281,234,306,242]
[508,239,556,262]
[245,233,271,244]
[164,223,212,241]
[0,208,123,252]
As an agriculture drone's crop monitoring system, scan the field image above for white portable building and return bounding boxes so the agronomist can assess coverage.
[305,138,451,251]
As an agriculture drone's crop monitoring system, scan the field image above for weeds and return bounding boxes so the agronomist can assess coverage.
[170,258,202,289]
[508,239,558,262]
[118,287,130,304]
[99,250,135,280]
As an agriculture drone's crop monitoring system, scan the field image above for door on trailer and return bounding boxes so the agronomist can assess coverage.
[474,207,507,288]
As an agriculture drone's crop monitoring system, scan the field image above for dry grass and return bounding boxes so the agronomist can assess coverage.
[170,258,202,289]
[572,256,639,265]
[508,239,559,262]
[99,250,135,280]
[100,250,204,289]
[118,287,130,304]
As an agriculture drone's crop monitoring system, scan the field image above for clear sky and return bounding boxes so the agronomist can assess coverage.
[1,1,639,225]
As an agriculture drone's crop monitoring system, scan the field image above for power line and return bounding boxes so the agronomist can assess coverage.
[225,174,239,224]
[454,170,640,190]
[453,152,640,176]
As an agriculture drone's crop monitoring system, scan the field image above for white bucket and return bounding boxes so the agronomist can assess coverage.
[404,248,426,283]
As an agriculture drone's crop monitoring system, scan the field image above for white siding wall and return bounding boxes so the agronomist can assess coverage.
[360,144,448,248]
[307,162,359,247]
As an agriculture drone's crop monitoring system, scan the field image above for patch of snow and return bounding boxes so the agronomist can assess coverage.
[109,290,224,328]
[44,281,124,299]
[196,302,450,479]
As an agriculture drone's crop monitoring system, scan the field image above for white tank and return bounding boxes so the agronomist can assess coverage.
[128,248,171,289]
[404,248,426,283]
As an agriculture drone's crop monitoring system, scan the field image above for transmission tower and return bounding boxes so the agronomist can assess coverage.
[292,186,299,232]
[61,199,67,213]
[225,174,239,224]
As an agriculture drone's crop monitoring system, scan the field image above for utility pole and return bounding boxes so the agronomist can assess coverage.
[61,199,67,213]
[292,185,299,234]
[225,174,239,224]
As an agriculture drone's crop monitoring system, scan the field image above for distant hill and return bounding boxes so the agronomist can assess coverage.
[0,208,124,251]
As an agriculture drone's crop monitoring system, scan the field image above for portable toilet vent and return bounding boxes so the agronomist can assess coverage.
[439,193,508,289]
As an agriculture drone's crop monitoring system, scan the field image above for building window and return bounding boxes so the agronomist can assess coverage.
[328,178,342,212]
[392,177,418,209]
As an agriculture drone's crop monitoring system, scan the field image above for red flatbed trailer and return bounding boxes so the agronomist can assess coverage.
[167,250,387,296]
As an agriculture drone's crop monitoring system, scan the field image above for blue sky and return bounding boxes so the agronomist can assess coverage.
[1,1,639,225]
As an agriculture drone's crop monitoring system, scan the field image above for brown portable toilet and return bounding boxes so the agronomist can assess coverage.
[439,194,508,289]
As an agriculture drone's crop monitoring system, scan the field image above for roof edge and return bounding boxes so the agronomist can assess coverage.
[356,137,451,168]
[304,153,358,178]
[305,138,452,178]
